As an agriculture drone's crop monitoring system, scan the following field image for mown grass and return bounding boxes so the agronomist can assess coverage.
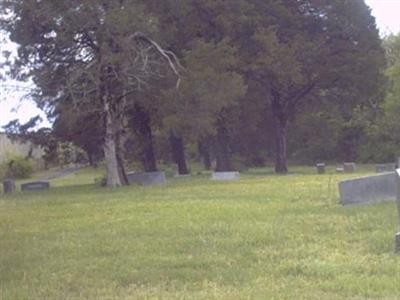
[0,166,399,299]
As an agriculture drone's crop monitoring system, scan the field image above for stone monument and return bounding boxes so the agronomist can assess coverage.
[343,162,356,173]
[316,163,325,174]
[21,181,50,192]
[3,179,16,194]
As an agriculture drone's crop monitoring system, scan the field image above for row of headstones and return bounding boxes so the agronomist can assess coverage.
[2,171,240,194]
[2,179,50,194]
[126,171,240,186]
[316,162,398,174]
[315,162,357,174]
[338,169,400,252]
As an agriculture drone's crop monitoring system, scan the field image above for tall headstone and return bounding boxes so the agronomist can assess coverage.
[3,179,16,194]
[343,162,356,173]
[395,169,400,252]
[316,163,326,174]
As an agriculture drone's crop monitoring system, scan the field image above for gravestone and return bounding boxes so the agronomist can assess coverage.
[21,181,50,192]
[211,171,240,181]
[316,163,326,174]
[375,163,396,173]
[338,172,396,205]
[127,171,166,186]
[3,179,16,194]
[395,169,400,252]
[336,167,344,173]
[343,162,356,173]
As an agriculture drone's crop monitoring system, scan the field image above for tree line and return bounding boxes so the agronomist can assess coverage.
[0,0,391,187]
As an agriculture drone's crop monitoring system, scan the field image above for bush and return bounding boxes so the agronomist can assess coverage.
[3,156,34,179]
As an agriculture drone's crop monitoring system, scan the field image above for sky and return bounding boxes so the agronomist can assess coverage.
[1,0,400,129]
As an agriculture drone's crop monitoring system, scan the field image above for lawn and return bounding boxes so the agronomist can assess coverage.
[0,166,399,299]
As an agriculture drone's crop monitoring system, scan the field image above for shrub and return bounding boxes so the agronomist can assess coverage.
[4,156,34,179]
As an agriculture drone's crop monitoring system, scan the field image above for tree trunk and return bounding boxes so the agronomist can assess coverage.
[116,132,129,186]
[272,98,288,174]
[131,105,158,172]
[198,139,211,170]
[215,122,233,172]
[103,100,123,188]
[170,132,189,175]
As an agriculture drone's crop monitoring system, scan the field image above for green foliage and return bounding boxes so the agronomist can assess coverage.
[360,33,400,162]
[1,155,34,179]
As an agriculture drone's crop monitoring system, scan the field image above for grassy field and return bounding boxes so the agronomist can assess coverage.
[0,166,399,299]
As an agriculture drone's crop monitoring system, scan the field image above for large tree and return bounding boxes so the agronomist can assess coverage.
[1,0,181,187]
[244,0,385,172]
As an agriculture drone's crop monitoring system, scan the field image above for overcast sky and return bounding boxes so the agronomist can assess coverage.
[1,0,400,129]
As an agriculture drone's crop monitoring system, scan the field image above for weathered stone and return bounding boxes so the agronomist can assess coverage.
[127,171,166,186]
[336,167,344,173]
[211,171,240,181]
[3,179,16,194]
[343,162,356,173]
[316,163,325,174]
[338,172,396,205]
[375,163,396,173]
[21,181,50,192]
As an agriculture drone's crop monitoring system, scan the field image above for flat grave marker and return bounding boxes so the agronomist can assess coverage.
[127,171,166,186]
[21,181,50,192]
[211,171,240,181]
[376,163,396,173]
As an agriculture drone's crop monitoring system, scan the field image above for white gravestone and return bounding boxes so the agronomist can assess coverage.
[211,172,240,181]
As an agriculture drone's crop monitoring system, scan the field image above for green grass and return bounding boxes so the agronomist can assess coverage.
[0,166,399,299]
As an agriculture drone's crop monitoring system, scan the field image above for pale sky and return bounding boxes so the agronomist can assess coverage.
[1,0,400,129]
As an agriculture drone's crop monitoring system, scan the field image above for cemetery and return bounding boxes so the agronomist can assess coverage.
[1,0,400,299]
[1,163,400,299]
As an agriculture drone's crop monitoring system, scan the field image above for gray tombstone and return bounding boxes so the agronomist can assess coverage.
[316,163,326,174]
[395,169,400,252]
[336,167,344,173]
[338,172,397,206]
[375,163,396,173]
[3,179,16,194]
[343,162,356,173]
[211,171,240,181]
[127,171,166,186]
[21,181,50,192]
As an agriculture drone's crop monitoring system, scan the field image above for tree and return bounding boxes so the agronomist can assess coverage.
[240,0,385,172]
[1,0,181,187]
